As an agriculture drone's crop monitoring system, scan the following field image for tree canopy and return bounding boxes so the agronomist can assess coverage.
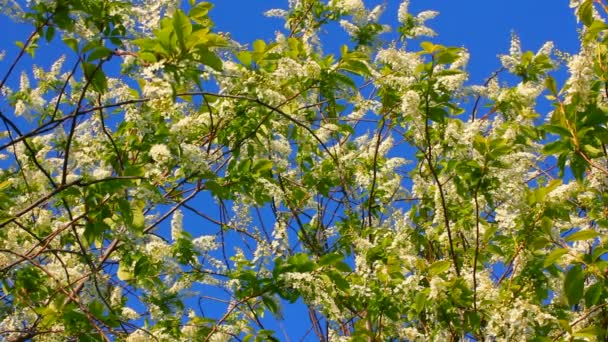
[1,0,608,341]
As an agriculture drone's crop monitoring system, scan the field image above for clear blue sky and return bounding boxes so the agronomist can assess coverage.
[211,0,579,84]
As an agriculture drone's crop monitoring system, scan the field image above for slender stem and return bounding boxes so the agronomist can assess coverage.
[422,57,460,276]
[472,187,481,312]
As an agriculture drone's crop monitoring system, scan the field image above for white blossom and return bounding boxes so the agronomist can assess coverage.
[121,307,140,320]
[264,8,287,18]
[367,4,385,22]
[110,286,123,306]
[193,235,218,252]
[337,0,364,13]
[171,209,183,241]
[339,19,359,37]
[149,144,171,163]
[398,0,409,23]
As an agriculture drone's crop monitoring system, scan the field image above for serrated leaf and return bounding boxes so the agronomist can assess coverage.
[45,26,55,42]
[543,140,569,155]
[0,180,10,191]
[584,282,603,306]
[252,159,273,175]
[117,262,133,281]
[565,230,600,242]
[436,48,460,65]
[328,270,349,290]
[543,124,571,137]
[420,41,437,53]
[139,52,157,63]
[544,248,568,267]
[564,265,584,306]
[262,295,278,314]
[578,0,594,26]
[172,9,192,49]
[574,325,602,338]
[63,38,79,52]
[253,39,266,53]
[318,253,343,266]
[205,180,225,198]
[545,76,557,95]
[334,261,351,273]
[197,49,222,71]
[189,2,213,23]
[131,201,145,231]
[592,248,608,261]
[428,260,451,276]
[87,46,113,62]
[236,51,252,66]
[82,62,107,93]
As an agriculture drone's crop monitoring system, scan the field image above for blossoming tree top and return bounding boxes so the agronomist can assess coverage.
[1,0,607,340]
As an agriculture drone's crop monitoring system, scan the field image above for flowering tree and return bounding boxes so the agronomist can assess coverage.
[1,0,608,340]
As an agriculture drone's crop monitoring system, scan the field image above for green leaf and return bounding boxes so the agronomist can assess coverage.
[574,325,603,338]
[435,47,461,65]
[0,180,10,191]
[45,26,55,42]
[427,260,451,276]
[88,300,104,318]
[592,248,608,261]
[172,9,192,49]
[428,107,447,123]
[340,59,370,76]
[420,41,438,53]
[189,2,213,23]
[252,159,273,175]
[117,262,133,281]
[131,200,145,231]
[584,20,608,42]
[584,282,603,306]
[197,48,222,71]
[87,46,113,62]
[82,62,108,93]
[318,253,343,266]
[413,291,427,313]
[328,270,350,290]
[578,0,594,26]
[63,38,79,52]
[545,76,557,95]
[543,124,571,137]
[253,39,266,53]
[134,255,153,277]
[83,221,105,246]
[139,52,157,63]
[262,295,278,314]
[236,51,252,66]
[543,248,568,267]
[564,265,584,306]
[334,261,351,273]
[582,144,603,157]
[571,153,587,181]
[542,140,569,155]
[205,180,227,198]
[565,230,600,242]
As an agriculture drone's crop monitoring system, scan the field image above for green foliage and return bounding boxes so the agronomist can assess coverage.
[2,0,608,341]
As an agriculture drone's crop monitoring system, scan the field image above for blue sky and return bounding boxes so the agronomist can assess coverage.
[211,0,580,84]
[0,0,583,340]
[1,1,581,91]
